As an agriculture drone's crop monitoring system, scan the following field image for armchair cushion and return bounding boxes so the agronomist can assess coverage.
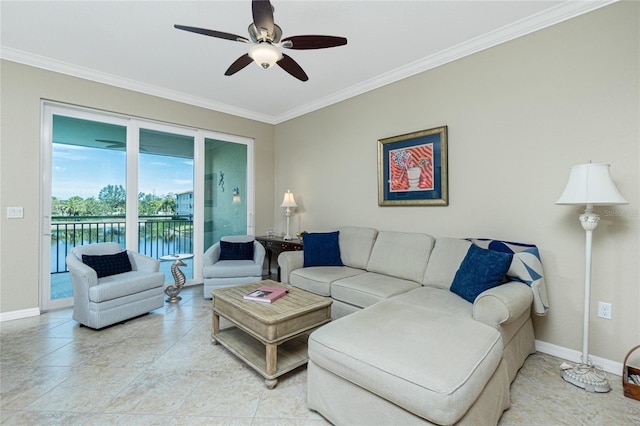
[219,241,254,260]
[81,251,132,278]
[450,244,512,303]
[203,260,262,278]
[89,270,165,302]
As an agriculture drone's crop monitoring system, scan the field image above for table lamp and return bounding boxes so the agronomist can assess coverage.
[556,162,627,392]
[281,190,297,240]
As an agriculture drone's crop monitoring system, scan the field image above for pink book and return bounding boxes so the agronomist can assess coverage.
[243,286,289,303]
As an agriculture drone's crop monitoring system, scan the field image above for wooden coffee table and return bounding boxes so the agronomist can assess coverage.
[211,280,332,389]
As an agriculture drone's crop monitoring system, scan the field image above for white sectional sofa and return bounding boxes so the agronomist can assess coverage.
[278,226,543,425]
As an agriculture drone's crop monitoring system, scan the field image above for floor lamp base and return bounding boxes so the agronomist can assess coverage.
[561,362,611,393]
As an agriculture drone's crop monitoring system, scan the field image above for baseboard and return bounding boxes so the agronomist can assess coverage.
[535,339,623,376]
[0,307,41,322]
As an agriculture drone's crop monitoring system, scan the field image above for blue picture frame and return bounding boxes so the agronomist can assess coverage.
[378,126,448,206]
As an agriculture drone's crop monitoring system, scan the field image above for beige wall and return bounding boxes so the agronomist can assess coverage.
[0,61,275,314]
[274,2,639,363]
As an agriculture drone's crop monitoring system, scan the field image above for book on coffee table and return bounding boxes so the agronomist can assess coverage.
[243,285,289,303]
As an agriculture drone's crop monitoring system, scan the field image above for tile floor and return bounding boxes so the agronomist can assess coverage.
[1,285,639,425]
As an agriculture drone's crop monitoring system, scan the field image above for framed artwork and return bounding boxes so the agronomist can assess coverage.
[378,126,448,206]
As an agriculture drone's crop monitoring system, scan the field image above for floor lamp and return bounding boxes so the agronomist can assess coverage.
[556,162,627,393]
[281,190,297,241]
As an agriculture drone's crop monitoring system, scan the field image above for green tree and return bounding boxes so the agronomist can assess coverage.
[139,192,161,215]
[99,184,126,214]
[84,197,106,216]
[67,196,85,216]
[51,197,65,215]
[160,196,176,214]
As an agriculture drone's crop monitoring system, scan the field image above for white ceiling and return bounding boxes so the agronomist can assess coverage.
[1,1,614,124]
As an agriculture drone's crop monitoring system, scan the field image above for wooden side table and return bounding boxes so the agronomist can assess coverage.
[256,236,303,282]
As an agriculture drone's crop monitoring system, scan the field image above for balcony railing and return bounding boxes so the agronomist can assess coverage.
[51,215,193,274]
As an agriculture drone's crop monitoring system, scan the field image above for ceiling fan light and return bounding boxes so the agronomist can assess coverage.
[248,43,282,69]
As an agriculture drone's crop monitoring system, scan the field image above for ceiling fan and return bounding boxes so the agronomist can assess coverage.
[174,0,347,82]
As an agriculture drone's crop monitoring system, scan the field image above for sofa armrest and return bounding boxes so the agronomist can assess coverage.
[278,251,304,284]
[473,281,533,329]
[128,251,160,272]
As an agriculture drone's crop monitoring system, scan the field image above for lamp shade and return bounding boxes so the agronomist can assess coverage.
[281,190,297,208]
[249,43,282,69]
[556,163,627,206]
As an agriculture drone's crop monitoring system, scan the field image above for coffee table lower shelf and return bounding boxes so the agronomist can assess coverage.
[212,327,311,388]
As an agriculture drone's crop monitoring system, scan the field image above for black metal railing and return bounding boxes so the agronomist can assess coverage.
[51,215,193,274]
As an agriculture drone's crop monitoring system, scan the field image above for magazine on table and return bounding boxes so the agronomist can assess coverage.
[243,286,289,303]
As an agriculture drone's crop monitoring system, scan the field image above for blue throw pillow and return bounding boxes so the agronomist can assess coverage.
[450,244,512,303]
[219,241,254,260]
[303,231,344,267]
[82,251,132,278]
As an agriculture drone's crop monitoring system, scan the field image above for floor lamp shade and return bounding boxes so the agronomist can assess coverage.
[556,162,627,393]
[556,163,627,206]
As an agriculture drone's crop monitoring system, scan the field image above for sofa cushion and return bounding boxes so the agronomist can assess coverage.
[392,286,473,318]
[90,270,164,302]
[366,231,434,283]
[82,251,132,278]
[308,298,504,425]
[303,231,344,267]
[423,237,472,289]
[337,226,379,269]
[450,244,513,303]
[290,266,365,296]
[331,272,421,309]
[203,260,262,279]
[219,241,254,260]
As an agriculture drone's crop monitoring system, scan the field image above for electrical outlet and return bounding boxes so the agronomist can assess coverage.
[598,302,612,320]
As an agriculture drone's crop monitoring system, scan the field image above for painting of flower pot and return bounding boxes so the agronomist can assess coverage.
[378,126,448,206]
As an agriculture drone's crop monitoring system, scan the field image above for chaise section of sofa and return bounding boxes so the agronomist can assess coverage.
[307,297,510,425]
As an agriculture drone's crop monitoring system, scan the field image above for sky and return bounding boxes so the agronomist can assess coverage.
[52,144,193,200]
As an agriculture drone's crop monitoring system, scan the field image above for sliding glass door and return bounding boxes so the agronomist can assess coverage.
[41,103,253,311]
[46,113,128,308]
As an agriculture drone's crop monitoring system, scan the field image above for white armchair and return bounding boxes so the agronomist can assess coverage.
[202,235,266,299]
[66,242,165,329]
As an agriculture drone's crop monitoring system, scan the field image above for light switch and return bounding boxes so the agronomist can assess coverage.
[7,207,24,218]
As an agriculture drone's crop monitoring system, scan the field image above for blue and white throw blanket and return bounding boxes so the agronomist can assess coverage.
[468,238,549,316]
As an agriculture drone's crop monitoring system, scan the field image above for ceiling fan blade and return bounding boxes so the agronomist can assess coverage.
[277,54,308,82]
[96,139,124,145]
[225,54,254,76]
[252,0,275,38]
[174,25,249,43]
[282,35,347,50]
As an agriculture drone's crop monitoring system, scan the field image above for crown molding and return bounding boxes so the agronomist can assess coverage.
[0,47,277,125]
[1,0,617,126]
